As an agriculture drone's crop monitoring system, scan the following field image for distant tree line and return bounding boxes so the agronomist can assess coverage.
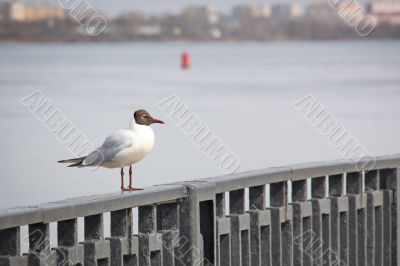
[0,7,399,42]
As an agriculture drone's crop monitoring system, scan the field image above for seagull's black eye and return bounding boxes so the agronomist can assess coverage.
[142,115,148,119]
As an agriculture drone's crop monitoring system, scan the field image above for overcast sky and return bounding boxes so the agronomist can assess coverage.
[3,0,307,15]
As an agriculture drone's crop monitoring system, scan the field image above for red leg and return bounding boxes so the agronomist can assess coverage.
[128,166,132,189]
[128,166,143,191]
[120,168,125,191]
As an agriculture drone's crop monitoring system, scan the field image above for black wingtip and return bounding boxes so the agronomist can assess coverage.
[57,156,85,165]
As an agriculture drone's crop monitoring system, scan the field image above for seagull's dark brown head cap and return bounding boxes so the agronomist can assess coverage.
[134,109,165,126]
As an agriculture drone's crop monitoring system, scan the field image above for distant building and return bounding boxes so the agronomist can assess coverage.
[370,1,400,14]
[305,3,340,21]
[182,5,219,25]
[290,4,305,18]
[8,1,65,22]
[206,5,219,24]
[334,1,368,25]
[134,25,161,36]
[369,2,400,25]
[254,5,272,18]
[270,4,304,19]
[232,5,272,19]
[231,5,253,20]
[0,3,11,22]
[271,4,292,19]
[231,4,304,20]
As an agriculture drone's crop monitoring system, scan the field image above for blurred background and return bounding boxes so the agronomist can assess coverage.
[0,0,399,211]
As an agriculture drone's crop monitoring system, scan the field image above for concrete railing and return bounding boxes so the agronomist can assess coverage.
[0,154,400,266]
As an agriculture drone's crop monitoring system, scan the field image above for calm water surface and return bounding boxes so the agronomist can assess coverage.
[0,40,399,211]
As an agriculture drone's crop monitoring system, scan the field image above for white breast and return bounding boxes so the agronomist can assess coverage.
[107,125,155,168]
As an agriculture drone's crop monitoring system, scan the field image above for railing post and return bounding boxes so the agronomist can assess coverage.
[311,176,330,266]
[271,182,287,207]
[138,205,162,266]
[216,193,225,218]
[230,189,245,215]
[200,200,215,266]
[157,202,179,266]
[379,168,398,266]
[228,188,250,266]
[28,223,53,266]
[58,219,78,247]
[248,185,266,266]
[216,192,231,266]
[1,157,400,266]
[328,174,346,265]
[270,181,292,266]
[83,214,110,266]
[85,214,104,241]
[111,209,132,237]
[397,168,400,266]
[346,171,364,266]
[0,227,21,265]
[270,182,284,266]
[57,218,84,266]
[292,179,311,266]
[108,209,138,266]
[364,170,380,266]
[249,185,265,210]
[177,185,203,266]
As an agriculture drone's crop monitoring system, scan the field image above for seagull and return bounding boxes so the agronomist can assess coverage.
[58,109,164,191]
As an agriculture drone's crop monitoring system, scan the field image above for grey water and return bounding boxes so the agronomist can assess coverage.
[0,40,399,210]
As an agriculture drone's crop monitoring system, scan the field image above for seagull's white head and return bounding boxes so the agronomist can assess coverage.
[134,109,165,126]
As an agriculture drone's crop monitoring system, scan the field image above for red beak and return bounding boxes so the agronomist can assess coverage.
[152,118,165,124]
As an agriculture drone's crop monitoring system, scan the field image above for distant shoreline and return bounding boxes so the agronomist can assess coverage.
[0,37,399,45]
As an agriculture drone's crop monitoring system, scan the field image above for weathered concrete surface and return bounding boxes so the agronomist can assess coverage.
[0,155,399,266]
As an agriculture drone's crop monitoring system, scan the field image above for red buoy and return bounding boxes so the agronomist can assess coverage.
[181,51,190,70]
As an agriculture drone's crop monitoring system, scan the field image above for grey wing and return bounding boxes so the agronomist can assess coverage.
[83,131,134,166]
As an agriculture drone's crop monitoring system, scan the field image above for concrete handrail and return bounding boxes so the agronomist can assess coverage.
[0,153,399,266]
[1,153,400,230]
[0,184,187,230]
[203,153,400,193]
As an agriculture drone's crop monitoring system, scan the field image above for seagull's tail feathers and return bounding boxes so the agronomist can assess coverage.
[58,150,104,168]
[58,157,85,167]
